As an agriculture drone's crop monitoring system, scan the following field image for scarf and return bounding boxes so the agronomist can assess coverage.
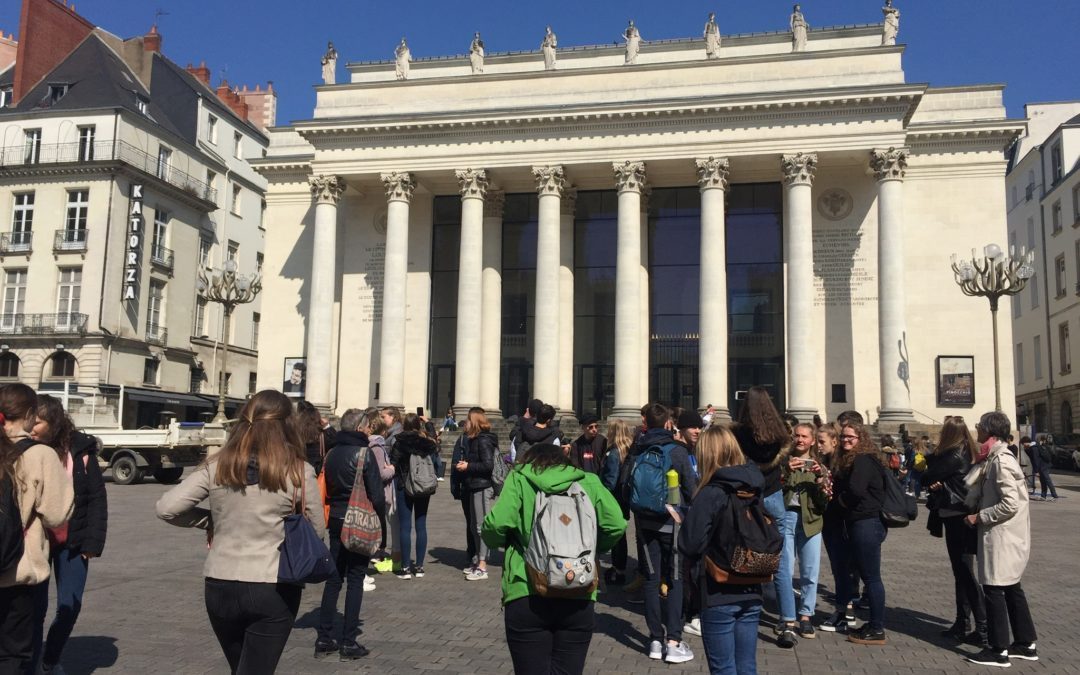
[976,436,996,464]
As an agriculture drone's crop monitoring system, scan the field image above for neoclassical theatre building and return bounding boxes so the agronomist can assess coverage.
[253,21,1023,424]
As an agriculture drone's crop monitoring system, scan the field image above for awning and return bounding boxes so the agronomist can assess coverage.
[125,387,215,409]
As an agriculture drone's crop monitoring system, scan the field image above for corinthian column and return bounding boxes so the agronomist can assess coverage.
[378,171,416,409]
[782,152,818,421]
[697,157,731,419]
[453,169,488,415]
[612,160,646,419]
[532,166,566,407]
[559,189,577,417]
[306,175,345,411]
[872,148,914,422]
[639,188,650,406]
[480,191,504,416]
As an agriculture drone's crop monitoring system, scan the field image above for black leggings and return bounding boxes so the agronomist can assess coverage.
[204,578,302,675]
[0,585,35,675]
[504,596,594,675]
[943,516,985,624]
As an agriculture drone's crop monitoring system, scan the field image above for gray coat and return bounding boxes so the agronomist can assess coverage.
[969,441,1030,586]
[156,460,325,584]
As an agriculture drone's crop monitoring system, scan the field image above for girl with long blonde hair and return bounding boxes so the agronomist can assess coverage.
[600,417,635,585]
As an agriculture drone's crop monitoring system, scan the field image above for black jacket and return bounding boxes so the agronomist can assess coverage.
[389,431,439,486]
[449,435,469,501]
[514,421,561,459]
[461,431,498,491]
[569,433,606,475]
[323,430,385,520]
[66,431,108,556]
[835,453,886,522]
[732,424,789,497]
[305,426,337,474]
[922,446,971,518]
[625,428,697,531]
[678,462,765,606]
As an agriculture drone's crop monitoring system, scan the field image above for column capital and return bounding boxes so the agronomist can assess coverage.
[532,165,567,196]
[695,156,731,191]
[781,152,818,187]
[613,160,647,193]
[380,171,416,203]
[560,187,578,216]
[455,168,489,200]
[309,175,346,205]
[484,190,505,218]
[870,147,909,182]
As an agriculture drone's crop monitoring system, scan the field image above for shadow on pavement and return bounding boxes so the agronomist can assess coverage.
[594,610,649,652]
[61,635,118,674]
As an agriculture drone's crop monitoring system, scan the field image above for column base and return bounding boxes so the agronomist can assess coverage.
[451,404,480,418]
[877,408,915,424]
[376,401,404,412]
[785,407,819,424]
[555,408,578,424]
[481,408,504,420]
[610,405,643,422]
[701,407,732,425]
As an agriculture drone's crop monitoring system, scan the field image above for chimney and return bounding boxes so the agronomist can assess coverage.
[215,79,250,121]
[186,60,210,85]
[143,24,161,53]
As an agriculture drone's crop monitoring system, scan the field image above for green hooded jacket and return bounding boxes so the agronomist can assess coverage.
[481,463,627,606]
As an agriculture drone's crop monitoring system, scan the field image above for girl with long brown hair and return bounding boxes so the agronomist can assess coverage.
[156,390,323,674]
[389,412,439,579]
[456,408,498,580]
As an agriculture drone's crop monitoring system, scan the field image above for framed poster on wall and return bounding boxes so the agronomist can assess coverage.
[936,356,975,407]
[282,357,306,398]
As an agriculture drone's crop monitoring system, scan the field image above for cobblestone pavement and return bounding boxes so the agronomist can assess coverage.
[53,468,1080,674]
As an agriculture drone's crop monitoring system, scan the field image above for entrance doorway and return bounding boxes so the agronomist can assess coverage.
[501,363,533,418]
[729,359,785,418]
[652,364,697,413]
[577,364,614,419]
[428,364,454,418]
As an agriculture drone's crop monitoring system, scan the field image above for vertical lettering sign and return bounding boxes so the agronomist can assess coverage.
[124,184,143,302]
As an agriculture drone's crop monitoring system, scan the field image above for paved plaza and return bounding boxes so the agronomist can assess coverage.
[52,468,1080,674]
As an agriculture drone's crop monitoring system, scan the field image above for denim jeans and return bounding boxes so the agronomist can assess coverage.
[396,483,430,569]
[318,518,370,643]
[836,518,887,630]
[31,546,90,669]
[204,578,302,675]
[763,492,795,620]
[700,601,762,675]
[639,526,683,642]
[777,510,822,620]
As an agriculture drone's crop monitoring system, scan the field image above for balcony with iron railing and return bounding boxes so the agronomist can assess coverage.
[0,313,88,335]
[0,231,32,254]
[54,228,88,252]
[150,243,174,270]
[146,322,168,346]
[0,140,217,203]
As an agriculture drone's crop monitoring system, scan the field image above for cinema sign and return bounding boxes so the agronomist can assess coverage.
[124,184,143,301]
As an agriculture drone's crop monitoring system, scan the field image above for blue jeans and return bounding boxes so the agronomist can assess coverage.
[31,546,90,669]
[700,601,761,675]
[396,483,430,569]
[777,510,822,620]
[763,492,795,621]
[318,518,369,643]
[836,518,887,630]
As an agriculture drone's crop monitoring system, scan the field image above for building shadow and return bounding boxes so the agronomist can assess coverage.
[60,635,118,674]
[593,611,649,653]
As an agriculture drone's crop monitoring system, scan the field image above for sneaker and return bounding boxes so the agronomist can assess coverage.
[1030,495,1044,501]
[1007,642,1038,661]
[413,566,425,578]
[314,638,339,660]
[436,476,445,481]
[466,567,489,581]
[854,595,871,610]
[664,641,694,664]
[798,619,816,639]
[847,625,887,645]
[1044,496,1057,502]
[625,588,645,605]
[683,618,702,636]
[966,648,1010,667]
[819,610,847,633]
[776,628,798,649]
[463,564,476,574]
[394,568,412,580]
[363,577,376,591]
[648,640,663,660]
[339,641,370,661]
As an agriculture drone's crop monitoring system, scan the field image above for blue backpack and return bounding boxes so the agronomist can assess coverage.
[629,443,677,515]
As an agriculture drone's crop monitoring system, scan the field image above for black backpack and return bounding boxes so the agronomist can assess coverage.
[0,471,24,575]
[878,459,918,528]
[704,486,783,584]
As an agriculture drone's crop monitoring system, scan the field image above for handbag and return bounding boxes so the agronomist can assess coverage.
[877,459,918,528]
[340,447,382,556]
[278,471,336,585]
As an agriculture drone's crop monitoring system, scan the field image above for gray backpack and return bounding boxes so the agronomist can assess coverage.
[404,453,438,497]
[524,481,598,597]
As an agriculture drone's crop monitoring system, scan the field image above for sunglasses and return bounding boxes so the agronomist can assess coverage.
[840,434,859,441]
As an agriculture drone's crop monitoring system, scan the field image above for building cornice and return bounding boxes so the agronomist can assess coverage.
[906,119,1027,155]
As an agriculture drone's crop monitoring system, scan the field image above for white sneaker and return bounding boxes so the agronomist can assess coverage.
[648,640,663,660]
[664,641,695,664]
[466,567,489,581]
[683,618,702,636]
[363,577,376,591]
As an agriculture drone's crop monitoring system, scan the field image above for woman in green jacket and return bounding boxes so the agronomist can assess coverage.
[482,443,626,675]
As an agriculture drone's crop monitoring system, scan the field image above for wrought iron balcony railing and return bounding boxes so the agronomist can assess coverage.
[0,313,88,335]
[0,231,32,254]
[146,322,168,346]
[150,244,174,269]
[54,228,88,252]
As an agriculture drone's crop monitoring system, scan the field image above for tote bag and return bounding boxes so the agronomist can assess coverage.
[278,473,336,585]
[340,447,382,556]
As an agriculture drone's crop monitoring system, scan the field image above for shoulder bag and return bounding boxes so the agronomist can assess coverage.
[340,447,382,556]
[278,470,336,585]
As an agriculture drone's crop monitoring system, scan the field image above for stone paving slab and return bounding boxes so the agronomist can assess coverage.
[51,468,1080,674]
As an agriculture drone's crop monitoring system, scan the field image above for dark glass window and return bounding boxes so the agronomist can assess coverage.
[573,191,618,418]
[428,196,461,413]
[50,352,76,378]
[0,353,18,378]
[500,194,539,416]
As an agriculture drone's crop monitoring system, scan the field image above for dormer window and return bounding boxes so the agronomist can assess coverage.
[135,94,149,115]
[0,87,11,108]
[47,84,70,104]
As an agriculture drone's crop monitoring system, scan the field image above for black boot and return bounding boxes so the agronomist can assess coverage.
[964,621,989,649]
[940,618,969,640]
[340,641,370,661]
[314,638,338,660]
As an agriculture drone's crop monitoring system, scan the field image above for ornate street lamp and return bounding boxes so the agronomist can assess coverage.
[950,243,1035,411]
[196,259,261,422]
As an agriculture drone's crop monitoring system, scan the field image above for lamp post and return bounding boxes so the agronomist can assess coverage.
[950,243,1035,411]
[197,259,261,422]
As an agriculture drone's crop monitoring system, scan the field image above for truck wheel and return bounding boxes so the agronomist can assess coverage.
[153,467,184,484]
[112,456,144,486]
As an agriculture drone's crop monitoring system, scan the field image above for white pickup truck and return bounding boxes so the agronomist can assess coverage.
[86,420,228,485]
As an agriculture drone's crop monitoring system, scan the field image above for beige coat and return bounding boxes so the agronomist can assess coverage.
[0,441,75,587]
[156,460,324,583]
[970,441,1030,586]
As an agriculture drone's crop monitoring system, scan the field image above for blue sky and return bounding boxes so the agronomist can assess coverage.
[3,1,1077,126]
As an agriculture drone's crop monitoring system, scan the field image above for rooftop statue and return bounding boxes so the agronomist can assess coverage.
[469,32,485,73]
[320,41,337,85]
[624,20,641,65]
[704,12,720,59]
[395,38,411,81]
[790,4,808,52]
[882,0,901,46]
[541,26,557,70]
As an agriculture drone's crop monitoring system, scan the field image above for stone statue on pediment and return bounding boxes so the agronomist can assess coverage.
[320,41,337,85]
[542,26,557,70]
[790,4,808,52]
[704,12,720,59]
[882,0,901,46]
[394,38,411,81]
[469,32,485,73]
[624,20,641,64]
